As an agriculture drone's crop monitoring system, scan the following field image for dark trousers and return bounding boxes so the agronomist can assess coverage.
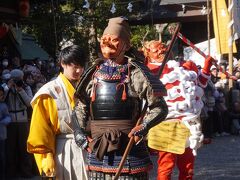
[5,122,33,178]
[222,111,231,133]
[0,140,6,180]
[214,110,231,134]
[202,111,215,138]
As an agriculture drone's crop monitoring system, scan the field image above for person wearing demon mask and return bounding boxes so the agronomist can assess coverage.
[142,40,214,180]
[72,17,168,179]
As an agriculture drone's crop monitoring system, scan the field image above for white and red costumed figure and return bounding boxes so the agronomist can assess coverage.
[143,40,214,180]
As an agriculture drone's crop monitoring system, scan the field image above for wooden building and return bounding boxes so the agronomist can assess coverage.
[129,0,214,43]
[0,0,29,58]
[0,0,49,61]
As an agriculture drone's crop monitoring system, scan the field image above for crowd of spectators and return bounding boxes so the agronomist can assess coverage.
[0,45,59,179]
[201,60,240,144]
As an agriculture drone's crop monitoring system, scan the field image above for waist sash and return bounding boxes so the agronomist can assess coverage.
[89,120,134,161]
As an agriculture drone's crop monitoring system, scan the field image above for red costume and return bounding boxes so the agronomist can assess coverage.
[143,40,213,180]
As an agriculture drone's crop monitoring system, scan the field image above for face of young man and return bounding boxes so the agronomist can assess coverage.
[61,63,84,81]
[100,34,128,63]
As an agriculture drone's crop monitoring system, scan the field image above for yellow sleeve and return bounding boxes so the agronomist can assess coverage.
[27,94,59,173]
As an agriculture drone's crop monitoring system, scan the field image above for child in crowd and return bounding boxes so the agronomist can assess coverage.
[0,86,11,180]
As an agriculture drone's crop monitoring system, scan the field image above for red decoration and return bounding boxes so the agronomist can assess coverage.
[19,0,30,17]
[0,24,9,39]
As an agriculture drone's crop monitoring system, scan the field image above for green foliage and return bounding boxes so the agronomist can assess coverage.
[131,25,158,49]
[60,3,75,13]
[23,0,163,60]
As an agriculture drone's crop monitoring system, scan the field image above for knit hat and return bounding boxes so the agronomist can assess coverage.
[10,69,24,80]
[103,17,131,44]
[1,69,11,80]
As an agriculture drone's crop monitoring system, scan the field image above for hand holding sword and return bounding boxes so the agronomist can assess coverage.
[64,111,93,153]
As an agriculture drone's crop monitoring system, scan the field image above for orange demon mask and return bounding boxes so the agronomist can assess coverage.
[143,40,167,63]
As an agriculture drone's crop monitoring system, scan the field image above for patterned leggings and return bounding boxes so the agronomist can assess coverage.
[88,171,149,180]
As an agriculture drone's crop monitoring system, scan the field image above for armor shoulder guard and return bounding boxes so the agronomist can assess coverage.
[75,59,103,99]
[129,59,167,97]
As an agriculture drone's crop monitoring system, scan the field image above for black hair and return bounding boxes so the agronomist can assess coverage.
[57,45,87,67]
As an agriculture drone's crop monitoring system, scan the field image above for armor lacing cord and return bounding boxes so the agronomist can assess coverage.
[91,82,101,102]
[117,62,131,101]
[116,82,127,101]
[91,66,100,102]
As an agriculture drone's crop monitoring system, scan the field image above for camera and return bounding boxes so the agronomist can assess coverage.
[14,79,24,87]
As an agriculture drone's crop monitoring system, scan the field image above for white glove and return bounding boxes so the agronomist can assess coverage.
[188,123,204,156]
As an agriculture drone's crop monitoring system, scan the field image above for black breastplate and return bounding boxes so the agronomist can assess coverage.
[90,60,139,120]
[91,80,137,120]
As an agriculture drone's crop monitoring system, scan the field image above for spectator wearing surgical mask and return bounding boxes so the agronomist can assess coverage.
[2,59,9,68]
[4,69,34,179]
[1,58,12,73]
[0,59,11,78]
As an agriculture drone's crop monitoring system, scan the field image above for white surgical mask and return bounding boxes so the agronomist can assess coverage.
[2,61,8,67]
